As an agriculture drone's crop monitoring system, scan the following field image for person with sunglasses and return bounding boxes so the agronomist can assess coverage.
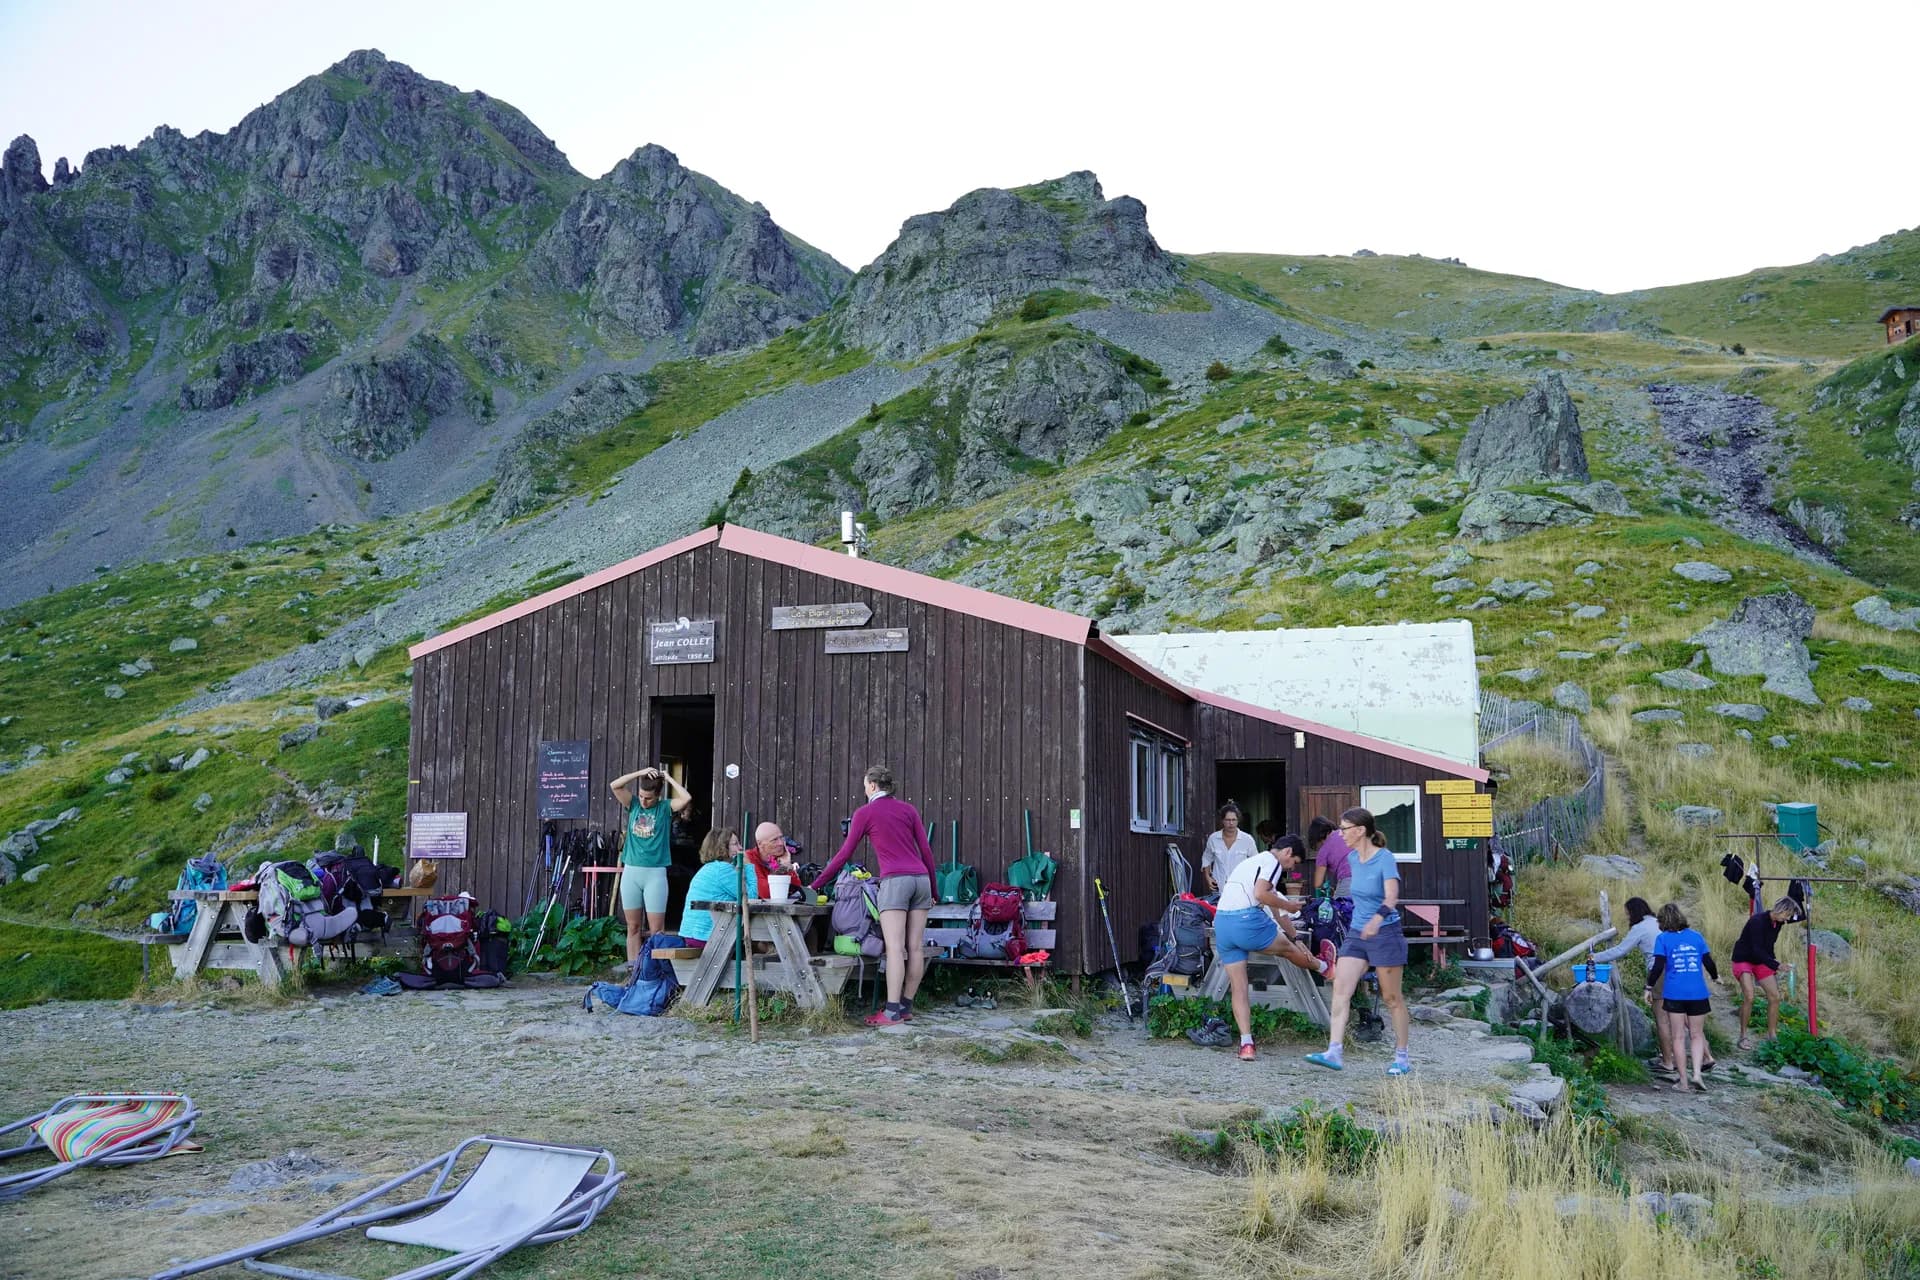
[1306,807,1411,1076]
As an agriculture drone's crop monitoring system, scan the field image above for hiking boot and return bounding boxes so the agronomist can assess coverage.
[1238,1044,1257,1062]
[864,1008,906,1027]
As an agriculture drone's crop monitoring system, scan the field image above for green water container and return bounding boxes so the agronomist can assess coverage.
[1777,802,1819,854]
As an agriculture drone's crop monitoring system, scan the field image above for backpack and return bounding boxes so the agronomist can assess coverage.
[474,910,512,976]
[340,847,401,898]
[1487,842,1514,912]
[251,859,359,947]
[936,861,980,905]
[307,852,356,913]
[394,895,506,989]
[1489,922,1536,958]
[149,855,227,935]
[958,883,1027,961]
[1166,895,1214,975]
[831,874,884,959]
[583,931,682,1016]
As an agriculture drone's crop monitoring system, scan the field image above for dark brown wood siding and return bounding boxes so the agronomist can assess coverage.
[407,542,1089,968]
[1084,652,1488,965]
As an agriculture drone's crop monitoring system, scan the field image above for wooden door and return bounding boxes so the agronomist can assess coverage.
[1298,786,1359,834]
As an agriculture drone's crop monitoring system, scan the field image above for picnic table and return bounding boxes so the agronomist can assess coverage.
[672,900,856,1011]
[159,887,432,989]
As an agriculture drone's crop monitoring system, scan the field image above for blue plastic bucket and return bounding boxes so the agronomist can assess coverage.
[1575,961,1611,984]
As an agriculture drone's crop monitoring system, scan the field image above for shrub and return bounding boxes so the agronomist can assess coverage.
[1263,334,1293,357]
[1146,993,1316,1043]
[1316,348,1344,361]
[1018,294,1050,323]
[1205,360,1231,382]
[1356,358,1376,369]
[145,779,180,804]
[1173,1100,1377,1173]
[1412,496,1449,516]
[1731,342,1746,355]
[1125,410,1151,427]
[1332,499,1366,521]
[225,528,236,538]
[1755,1029,1916,1121]
[1476,340,1493,351]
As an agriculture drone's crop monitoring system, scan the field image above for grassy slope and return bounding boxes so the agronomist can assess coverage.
[1200,224,1920,358]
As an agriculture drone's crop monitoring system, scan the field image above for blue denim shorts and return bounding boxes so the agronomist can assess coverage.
[1214,907,1279,965]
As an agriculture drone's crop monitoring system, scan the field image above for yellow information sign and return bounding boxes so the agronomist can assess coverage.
[1442,793,1493,812]
[1426,779,1477,795]
[1443,820,1495,838]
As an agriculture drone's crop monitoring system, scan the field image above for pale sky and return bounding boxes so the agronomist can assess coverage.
[2,0,1915,294]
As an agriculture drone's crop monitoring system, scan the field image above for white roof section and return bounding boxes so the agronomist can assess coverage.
[1111,621,1482,767]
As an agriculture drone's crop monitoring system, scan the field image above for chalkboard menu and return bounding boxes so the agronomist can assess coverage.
[538,740,591,818]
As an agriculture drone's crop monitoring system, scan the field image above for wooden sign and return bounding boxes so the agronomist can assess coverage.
[771,602,872,630]
[1425,779,1477,795]
[409,812,468,859]
[1442,793,1493,813]
[1442,819,1495,838]
[824,627,909,654]
[537,740,590,819]
[649,619,715,664]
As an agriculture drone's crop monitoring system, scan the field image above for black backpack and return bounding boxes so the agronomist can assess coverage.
[340,847,401,897]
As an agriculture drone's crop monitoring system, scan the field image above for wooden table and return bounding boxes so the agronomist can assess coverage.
[1399,898,1468,966]
[677,901,853,1011]
[165,887,431,989]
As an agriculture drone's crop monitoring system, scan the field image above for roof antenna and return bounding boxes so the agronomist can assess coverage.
[840,510,869,559]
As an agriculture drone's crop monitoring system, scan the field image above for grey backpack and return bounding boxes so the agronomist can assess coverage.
[831,875,883,958]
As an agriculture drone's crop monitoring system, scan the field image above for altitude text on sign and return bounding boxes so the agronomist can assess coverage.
[649,619,716,665]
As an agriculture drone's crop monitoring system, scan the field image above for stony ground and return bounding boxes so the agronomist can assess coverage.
[0,974,1845,1280]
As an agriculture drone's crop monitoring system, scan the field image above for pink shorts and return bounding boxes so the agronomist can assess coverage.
[1731,961,1775,981]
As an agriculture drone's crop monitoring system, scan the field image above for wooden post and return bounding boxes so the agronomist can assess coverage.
[740,856,758,1041]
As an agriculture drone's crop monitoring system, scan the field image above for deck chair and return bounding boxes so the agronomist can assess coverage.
[0,1093,201,1199]
[151,1135,623,1280]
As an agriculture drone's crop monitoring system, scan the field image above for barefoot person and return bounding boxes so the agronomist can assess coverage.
[809,765,939,1027]
[1306,808,1411,1076]
[1732,897,1804,1049]
[1213,838,1334,1061]
[609,765,691,966]
[1593,896,1680,1074]
[1646,903,1720,1093]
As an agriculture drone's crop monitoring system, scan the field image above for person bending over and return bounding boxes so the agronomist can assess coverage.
[1307,807,1412,1076]
[1213,837,1333,1061]
[1731,896,1804,1050]
[809,765,938,1026]
[610,765,691,965]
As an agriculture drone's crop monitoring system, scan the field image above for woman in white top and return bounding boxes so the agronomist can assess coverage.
[1201,802,1260,894]
[1211,838,1331,1061]
[1591,894,1710,1077]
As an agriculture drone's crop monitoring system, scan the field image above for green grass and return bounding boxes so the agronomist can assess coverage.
[0,919,142,1008]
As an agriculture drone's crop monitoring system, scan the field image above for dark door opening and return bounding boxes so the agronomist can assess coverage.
[652,696,715,926]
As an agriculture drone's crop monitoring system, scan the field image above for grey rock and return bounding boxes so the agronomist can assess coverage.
[180,747,210,771]
[1808,929,1852,962]
[1498,668,1542,683]
[1073,477,1151,522]
[1457,491,1590,542]
[105,767,132,785]
[168,637,199,652]
[314,696,348,721]
[352,644,378,670]
[1851,596,1920,632]
[1833,757,1863,770]
[106,875,138,894]
[1709,703,1767,722]
[1551,480,1633,516]
[1689,591,1821,704]
[1652,669,1717,691]
[1456,374,1589,487]
[1553,681,1591,713]
[1333,569,1389,591]
[1410,1005,1454,1024]
[1841,697,1874,712]
[103,684,126,700]
[1432,575,1477,594]
[1491,577,1553,601]
[1571,604,1606,620]
[1769,735,1791,749]
[20,863,51,883]
[1574,560,1602,577]
[1631,708,1685,723]
[1557,651,1595,661]
[1674,743,1715,759]
[1391,415,1439,437]
[1509,1076,1567,1112]
[487,372,654,518]
[279,724,320,751]
[1672,805,1724,828]
[1507,1097,1550,1124]
[1860,664,1920,685]
[1580,854,1643,879]
[1421,547,1476,577]
[179,329,321,411]
[190,589,224,610]
[1672,561,1733,583]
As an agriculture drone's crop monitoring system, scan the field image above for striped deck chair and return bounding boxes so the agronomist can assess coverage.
[150,1135,624,1280]
[0,1093,201,1199]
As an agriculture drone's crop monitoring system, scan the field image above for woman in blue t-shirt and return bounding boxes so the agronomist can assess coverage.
[1645,902,1720,1093]
[1306,807,1412,1076]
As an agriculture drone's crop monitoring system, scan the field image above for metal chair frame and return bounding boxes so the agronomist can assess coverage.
[0,1093,201,1200]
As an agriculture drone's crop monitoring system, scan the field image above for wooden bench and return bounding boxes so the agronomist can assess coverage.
[163,887,431,988]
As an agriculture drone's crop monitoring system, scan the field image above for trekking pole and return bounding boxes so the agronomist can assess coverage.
[529,848,571,962]
[1094,877,1137,1020]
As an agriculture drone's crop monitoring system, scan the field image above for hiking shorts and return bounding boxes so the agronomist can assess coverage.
[620,865,669,914]
[1338,917,1408,968]
[876,874,933,913]
[1665,997,1711,1016]
[1214,907,1279,965]
[1731,961,1776,982]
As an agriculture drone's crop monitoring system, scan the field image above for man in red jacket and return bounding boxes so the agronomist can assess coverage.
[810,764,938,1026]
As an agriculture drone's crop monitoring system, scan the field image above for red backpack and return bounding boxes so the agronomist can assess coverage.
[395,895,506,989]
[959,883,1027,961]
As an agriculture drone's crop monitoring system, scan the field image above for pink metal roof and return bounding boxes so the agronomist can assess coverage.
[1089,635,1488,782]
[407,523,1482,779]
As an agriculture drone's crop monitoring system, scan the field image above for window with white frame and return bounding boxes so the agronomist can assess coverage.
[1130,728,1186,834]
[1360,784,1421,863]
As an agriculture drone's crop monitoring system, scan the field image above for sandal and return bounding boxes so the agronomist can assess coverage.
[1690,1079,1708,1094]
[1305,1051,1345,1071]
[1736,1037,1751,1051]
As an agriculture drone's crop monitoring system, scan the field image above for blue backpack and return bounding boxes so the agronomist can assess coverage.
[583,933,683,1017]
[148,855,227,935]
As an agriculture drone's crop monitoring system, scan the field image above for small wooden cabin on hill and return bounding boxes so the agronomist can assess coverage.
[405,524,1489,975]
[1881,307,1920,344]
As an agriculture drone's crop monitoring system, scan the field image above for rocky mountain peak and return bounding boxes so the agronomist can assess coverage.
[2,135,48,196]
[837,170,1182,358]
[327,48,394,79]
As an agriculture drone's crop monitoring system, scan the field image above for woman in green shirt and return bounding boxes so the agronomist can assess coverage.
[610,765,691,964]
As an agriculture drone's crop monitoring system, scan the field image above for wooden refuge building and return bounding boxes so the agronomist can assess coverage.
[1882,307,1920,344]
[405,524,1490,974]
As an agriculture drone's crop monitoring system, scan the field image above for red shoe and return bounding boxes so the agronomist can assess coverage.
[865,1008,905,1027]
[1317,939,1338,972]
[900,1004,914,1021]
[1238,1044,1257,1061]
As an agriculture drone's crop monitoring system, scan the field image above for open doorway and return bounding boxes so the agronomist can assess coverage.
[652,696,714,925]
[1216,757,1287,850]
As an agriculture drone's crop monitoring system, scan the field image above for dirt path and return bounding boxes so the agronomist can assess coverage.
[0,974,1843,1280]
[1646,382,1841,567]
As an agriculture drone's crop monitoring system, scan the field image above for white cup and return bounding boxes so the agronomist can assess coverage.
[766,875,791,902]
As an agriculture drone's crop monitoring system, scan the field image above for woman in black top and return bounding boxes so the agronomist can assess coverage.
[1730,897,1804,1049]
